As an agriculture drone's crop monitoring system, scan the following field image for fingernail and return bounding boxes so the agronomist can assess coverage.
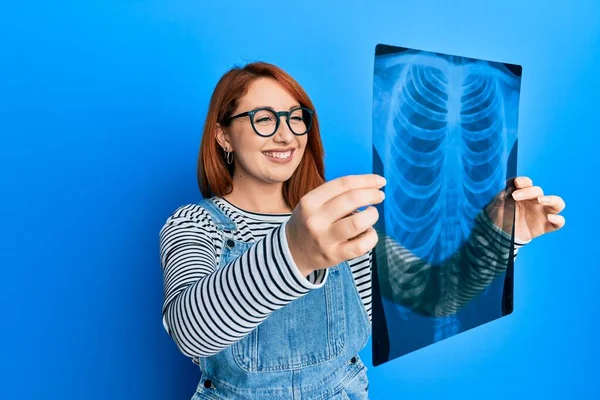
[548,214,560,222]
[512,192,522,200]
[538,196,550,204]
[377,176,387,186]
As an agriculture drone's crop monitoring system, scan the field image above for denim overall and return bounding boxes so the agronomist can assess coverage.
[191,197,372,400]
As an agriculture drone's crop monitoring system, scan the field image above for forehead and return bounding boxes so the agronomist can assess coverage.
[237,77,299,109]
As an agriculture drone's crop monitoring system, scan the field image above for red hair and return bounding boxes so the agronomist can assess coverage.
[197,61,326,209]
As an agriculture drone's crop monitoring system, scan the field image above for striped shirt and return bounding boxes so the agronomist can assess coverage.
[159,196,528,363]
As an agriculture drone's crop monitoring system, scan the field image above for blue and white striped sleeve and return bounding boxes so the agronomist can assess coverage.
[159,208,327,361]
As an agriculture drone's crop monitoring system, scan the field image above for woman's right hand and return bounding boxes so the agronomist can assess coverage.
[285,174,387,277]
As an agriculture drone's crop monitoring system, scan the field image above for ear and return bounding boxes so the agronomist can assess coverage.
[215,123,233,152]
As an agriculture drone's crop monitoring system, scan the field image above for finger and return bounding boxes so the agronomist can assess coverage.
[514,176,533,188]
[302,174,386,211]
[537,195,566,213]
[512,185,544,201]
[547,213,566,230]
[323,188,384,223]
[330,206,379,242]
[337,226,379,259]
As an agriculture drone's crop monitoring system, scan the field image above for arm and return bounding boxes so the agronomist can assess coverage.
[347,252,373,322]
[160,206,328,360]
[375,208,529,317]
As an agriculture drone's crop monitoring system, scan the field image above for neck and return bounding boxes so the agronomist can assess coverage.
[223,172,292,214]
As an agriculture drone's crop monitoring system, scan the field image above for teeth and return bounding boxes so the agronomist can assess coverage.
[263,150,292,159]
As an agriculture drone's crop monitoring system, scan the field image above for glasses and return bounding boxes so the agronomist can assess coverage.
[221,106,314,137]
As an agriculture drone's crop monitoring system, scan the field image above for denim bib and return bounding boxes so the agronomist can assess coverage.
[192,197,371,400]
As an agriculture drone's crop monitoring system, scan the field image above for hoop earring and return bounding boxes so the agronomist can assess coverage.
[225,150,233,165]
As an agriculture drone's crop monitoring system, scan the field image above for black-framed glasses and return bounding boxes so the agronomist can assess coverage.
[221,106,314,137]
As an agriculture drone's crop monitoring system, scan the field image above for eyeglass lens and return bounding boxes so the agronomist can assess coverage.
[252,108,311,136]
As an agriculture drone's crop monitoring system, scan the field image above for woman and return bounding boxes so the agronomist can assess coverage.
[159,62,566,400]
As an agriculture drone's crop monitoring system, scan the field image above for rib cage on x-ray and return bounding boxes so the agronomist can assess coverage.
[373,51,521,342]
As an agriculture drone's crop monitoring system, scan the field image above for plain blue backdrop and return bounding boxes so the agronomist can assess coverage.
[1,1,598,399]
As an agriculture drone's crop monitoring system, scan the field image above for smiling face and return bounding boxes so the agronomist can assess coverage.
[216,77,308,186]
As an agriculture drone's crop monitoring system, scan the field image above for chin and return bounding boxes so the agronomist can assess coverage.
[269,173,295,183]
[265,168,297,183]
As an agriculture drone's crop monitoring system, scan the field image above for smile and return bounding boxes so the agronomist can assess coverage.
[262,149,294,163]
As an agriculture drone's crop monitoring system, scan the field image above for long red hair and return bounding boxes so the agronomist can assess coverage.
[197,61,326,209]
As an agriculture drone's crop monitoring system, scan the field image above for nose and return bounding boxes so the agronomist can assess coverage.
[273,115,294,142]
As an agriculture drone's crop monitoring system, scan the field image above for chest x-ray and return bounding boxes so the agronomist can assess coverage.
[371,43,523,366]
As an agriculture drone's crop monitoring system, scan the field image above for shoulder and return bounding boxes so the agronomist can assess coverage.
[159,202,224,266]
[160,201,219,233]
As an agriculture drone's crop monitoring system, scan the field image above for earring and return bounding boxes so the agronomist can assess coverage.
[224,148,233,164]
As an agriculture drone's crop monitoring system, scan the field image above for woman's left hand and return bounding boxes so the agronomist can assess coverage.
[486,176,566,242]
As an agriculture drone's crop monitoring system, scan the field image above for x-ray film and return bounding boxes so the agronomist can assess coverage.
[371,43,523,366]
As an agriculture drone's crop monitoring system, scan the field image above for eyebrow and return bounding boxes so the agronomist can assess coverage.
[251,104,301,111]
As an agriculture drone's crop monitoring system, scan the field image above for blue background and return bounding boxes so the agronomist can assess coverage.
[1,1,597,399]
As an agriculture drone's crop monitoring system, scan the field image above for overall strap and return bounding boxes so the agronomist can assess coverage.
[198,197,238,232]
